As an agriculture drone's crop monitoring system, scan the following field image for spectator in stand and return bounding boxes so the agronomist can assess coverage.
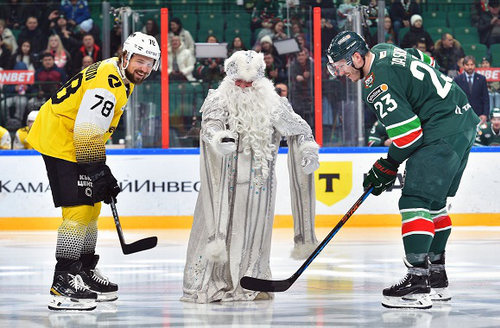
[296,34,309,52]
[275,82,288,97]
[169,17,195,55]
[280,0,307,27]
[59,0,93,34]
[9,40,36,70]
[13,109,38,149]
[390,0,420,45]
[337,0,358,29]
[290,48,314,128]
[45,34,72,75]
[251,0,281,31]
[0,19,17,53]
[0,124,11,149]
[264,52,286,84]
[17,16,48,54]
[401,14,434,52]
[194,35,224,84]
[51,14,80,55]
[0,35,13,69]
[142,19,160,45]
[4,61,37,129]
[34,52,67,102]
[433,33,465,77]
[371,16,396,47]
[321,17,338,56]
[81,55,93,69]
[110,24,123,57]
[478,0,500,47]
[227,36,247,57]
[71,33,101,75]
[272,20,288,42]
[0,0,36,30]
[367,120,391,147]
[168,35,195,81]
[454,55,490,123]
[476,107,500,146]
[258,35,285,68]
[471,0,487,27]
[481,57,500,109]
[416,40,432,56]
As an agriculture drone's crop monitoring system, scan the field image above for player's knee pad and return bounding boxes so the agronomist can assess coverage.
[399,195,432,211]
[62,205,96,226]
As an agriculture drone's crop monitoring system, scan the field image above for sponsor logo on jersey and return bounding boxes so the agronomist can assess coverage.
[364,73,375,88]
[108,74,122,88]
[108,126,116,133]
[315,162,352,206]
[367,83,388,103]
[379,51,387,59]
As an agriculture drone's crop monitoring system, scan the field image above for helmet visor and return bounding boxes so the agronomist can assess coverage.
[326,59,350,77]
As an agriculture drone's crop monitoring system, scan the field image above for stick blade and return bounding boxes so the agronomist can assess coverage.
[122,236,158,255]
[240,276,293,292]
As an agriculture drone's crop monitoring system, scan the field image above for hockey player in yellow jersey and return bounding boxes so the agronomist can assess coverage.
[13,110,38,150]
[0,125,12,149]
[27,32,160,311]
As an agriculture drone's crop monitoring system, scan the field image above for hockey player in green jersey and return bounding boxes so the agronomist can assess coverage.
[476,107,500,146]
[327,31,479,309]
[367,120,391,147]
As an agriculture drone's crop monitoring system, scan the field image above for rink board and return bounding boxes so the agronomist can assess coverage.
[0,147,499,229]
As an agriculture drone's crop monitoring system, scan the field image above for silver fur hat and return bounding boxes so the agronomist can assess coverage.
[224,50,265,82]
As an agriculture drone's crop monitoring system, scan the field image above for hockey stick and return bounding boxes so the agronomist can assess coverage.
[110,198,158,255]
[240,186,373,292]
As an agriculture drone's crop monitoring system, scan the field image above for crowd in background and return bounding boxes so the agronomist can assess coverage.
[1,0,500,149]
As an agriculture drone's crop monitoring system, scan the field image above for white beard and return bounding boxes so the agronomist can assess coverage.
[218,77,281,179]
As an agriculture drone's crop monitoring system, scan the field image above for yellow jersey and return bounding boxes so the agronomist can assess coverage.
[13,126,32,150]
[0,126,12,150]
[27,57,134,163]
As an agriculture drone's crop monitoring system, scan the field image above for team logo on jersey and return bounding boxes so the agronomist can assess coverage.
[315,162,352,206]
[108,74,122,88]
[364,73,375,88]
[367,84,388,103]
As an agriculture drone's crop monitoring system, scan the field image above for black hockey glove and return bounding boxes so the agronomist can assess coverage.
[363,157,399,196]
[84,163,121,204]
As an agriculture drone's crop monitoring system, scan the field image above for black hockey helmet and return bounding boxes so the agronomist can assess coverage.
[326,31,369,76]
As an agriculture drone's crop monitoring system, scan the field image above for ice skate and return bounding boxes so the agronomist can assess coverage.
[80,255,118,302]
[382,258,432,309]
[429,254,451,302]
[48,262,97,311]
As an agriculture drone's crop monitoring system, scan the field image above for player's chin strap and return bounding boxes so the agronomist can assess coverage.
[352,55,366,79]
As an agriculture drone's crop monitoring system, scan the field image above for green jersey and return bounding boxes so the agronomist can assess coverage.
[367,120,389,146]
[476,122,500,146]
[362,43,480,163]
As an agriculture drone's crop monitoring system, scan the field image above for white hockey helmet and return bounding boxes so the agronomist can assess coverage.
[122,32,161,71]
[27,110,39,122]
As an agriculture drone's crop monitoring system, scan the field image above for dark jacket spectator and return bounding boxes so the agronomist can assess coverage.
[454,56,490,122]
[0,0,36,29]
[290,49,314,128]
[71,33,101,75]
[0,37,13,70]
[35,52,67,100]
[227,36,248,57]
[17,16,48,54]
[477,0,500,46]
[432,33,465,76]
[390,0,420,29]
[51,14,81,55]
[401,14,434,51]
[263,52,286,84]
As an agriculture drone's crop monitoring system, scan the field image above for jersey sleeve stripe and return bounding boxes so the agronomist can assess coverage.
[392,129,423,148]
[385,115,420,131]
